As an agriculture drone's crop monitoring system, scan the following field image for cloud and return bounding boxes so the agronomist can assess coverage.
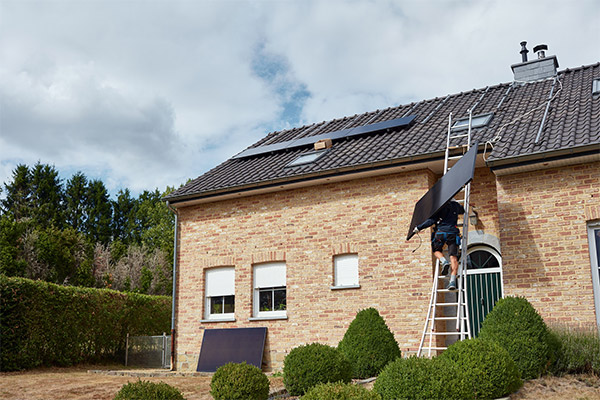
[0,0,598,196]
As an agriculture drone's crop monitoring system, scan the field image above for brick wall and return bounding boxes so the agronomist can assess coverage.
[174,169,444,371]
[496,161,600,326]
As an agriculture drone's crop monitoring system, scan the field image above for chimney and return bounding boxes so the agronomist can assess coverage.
[511,42,559,82]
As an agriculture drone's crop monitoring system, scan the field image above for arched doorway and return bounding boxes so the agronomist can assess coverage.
[466,245,504,337]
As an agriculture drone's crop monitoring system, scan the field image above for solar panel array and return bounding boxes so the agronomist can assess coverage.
[233,114,417,159]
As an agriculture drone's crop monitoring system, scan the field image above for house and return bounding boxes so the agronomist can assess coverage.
[165,44,600,372]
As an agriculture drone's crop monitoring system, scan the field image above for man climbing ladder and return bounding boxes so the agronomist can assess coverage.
[413,199,465,290]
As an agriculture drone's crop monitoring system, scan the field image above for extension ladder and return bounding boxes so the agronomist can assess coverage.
[417,111,473,357]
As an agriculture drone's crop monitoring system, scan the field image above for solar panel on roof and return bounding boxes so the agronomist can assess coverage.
[406,142,478,241]
[233,115,416,159]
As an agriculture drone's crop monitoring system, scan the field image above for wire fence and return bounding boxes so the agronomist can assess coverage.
[125,333,171,369]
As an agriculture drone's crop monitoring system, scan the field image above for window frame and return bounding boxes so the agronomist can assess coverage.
[204,266,235,322]
[286,150,328,167]
[252,262,287,319]
[587,220,600,328]
[593,78,600,95]
[331,253,360,290]
[451,113,493,131]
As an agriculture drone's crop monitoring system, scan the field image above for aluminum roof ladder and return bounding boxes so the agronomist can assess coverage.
[417,111,473,357]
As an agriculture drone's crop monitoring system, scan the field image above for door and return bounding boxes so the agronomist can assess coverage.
[466,245,504,337]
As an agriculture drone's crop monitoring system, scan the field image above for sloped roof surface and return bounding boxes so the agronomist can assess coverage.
[167,62,600,202]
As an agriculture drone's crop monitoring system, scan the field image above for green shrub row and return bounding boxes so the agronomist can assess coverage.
[0,275,171,371]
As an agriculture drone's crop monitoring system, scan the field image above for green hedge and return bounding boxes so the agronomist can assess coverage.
[0,275,171,371]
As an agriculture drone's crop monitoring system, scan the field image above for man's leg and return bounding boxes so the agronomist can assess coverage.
[446,238,459,290]
[433,251,450,275]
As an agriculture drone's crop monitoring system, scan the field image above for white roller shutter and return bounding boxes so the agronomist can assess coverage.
[334,254,358,286]
[254,262,286,288]
[205,267,235,297]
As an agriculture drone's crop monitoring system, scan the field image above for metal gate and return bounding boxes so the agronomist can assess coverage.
[125,333,171,369]
[466,246,504,337]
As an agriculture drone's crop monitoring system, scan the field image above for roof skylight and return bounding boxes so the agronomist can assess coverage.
[286,150,327,167]
[593,78,600,94]
[451,113,493,131]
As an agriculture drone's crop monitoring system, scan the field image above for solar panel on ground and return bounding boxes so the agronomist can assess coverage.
[196,327,267,372]
[406,142,478,241]
[232,115,417,159]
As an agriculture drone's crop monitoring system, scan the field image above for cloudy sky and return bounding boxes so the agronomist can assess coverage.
[1,0,598,197]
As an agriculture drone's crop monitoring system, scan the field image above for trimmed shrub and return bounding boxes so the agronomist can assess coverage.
[302,382,381,400]
[478,296,553,379]
[210,362,270,400]
[283,343,352,396]
[338,308,401,378]
[0,275,171,371]
[114,380,184,400]
[549,325,600,376]
[374,356,474,400]
[439,338,522,398]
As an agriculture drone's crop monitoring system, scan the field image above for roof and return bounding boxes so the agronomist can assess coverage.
[167,62,600,204]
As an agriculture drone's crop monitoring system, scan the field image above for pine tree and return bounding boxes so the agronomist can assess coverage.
[85,179,113,244]
[29,162,65,228]
[1,164,32,221]
[112,188,137,244]
[65,172,88,232]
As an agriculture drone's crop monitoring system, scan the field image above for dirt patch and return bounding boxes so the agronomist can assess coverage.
[510,374,600,400]
[1,365,598,400]
[0,364,284,400]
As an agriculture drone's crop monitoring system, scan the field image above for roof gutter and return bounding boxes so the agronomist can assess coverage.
[486,144,600,174]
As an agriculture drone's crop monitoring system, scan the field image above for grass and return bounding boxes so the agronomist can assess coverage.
[550,324,600,376]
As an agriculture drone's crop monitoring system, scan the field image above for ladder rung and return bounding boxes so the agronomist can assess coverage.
[449,134,469,139]
[436,302,459,306]
[430,316,468,321]
[425,332,464,336]
[420,346,448,350]
[447,144,468,149]
[447,155,462,160]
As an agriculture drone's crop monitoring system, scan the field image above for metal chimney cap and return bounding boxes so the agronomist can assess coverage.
[519,41,529,62]
[533,44,548,53]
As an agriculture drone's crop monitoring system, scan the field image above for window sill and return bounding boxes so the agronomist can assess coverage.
[330,284,361,290]
[248,315,288,321]
[200,317,236,323]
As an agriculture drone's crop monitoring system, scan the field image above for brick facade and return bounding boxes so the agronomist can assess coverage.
[173,163,599,372]
[496,161,600,326]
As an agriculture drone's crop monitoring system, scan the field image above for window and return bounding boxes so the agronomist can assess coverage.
[253,262,286,318]
[451,113,493,131]
[332,254,359,289]
[587,221,600,328]
[205,267,235,321]
[286,150,327,167]
[593,79,600,95]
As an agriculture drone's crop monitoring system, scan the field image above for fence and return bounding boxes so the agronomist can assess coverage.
[125,333,171,369]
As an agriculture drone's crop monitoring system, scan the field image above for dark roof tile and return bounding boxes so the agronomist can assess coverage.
[167,62,600,201]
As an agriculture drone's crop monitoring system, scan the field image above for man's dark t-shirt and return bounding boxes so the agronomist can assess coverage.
[417,200,465,234]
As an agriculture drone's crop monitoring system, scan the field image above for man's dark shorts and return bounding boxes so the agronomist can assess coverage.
[432,233,459,257]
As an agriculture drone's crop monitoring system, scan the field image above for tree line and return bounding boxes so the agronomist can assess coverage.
[0,163,175,295]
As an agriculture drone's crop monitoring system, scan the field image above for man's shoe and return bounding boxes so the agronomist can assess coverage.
[441,262,450,276]
[446,280,457,291]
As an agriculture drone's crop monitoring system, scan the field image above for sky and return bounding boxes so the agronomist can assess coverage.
[1,0,599,197]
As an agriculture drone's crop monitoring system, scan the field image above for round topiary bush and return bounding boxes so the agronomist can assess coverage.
[479,296,553,379]
[210,362,270,400]
[373,356,474,400]
[283,343,352,396]
[439,338,522,398]
[114,380,184,400]
[302,381,381,400]
[337,308,401,378]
